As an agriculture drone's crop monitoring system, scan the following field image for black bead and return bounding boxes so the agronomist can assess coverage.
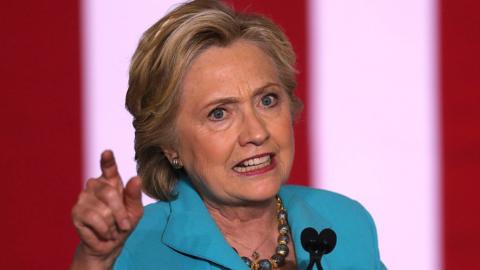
[277,234,289,245]
[271,254,285,266]
[241,256,252,267]
[258,259,272,270]
[277,209,288,221]
[278,223,289,235]
[276,243,289,257]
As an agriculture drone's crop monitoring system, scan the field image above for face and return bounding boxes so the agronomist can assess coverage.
[172,40,295,206]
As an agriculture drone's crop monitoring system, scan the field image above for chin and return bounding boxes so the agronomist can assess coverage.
[239,179,283,202]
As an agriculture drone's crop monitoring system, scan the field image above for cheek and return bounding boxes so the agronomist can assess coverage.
[271,116,295,171]
[272,113,295,146]
[180,126,237,175]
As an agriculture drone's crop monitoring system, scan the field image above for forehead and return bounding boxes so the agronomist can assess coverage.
[180,40,279,100]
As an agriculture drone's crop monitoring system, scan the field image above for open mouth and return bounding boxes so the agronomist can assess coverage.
[233,154,274,173]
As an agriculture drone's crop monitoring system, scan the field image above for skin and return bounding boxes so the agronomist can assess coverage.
[70,151,143,270]
[71,39,297,269]
[167,40,297,268]
[170,40,295,206]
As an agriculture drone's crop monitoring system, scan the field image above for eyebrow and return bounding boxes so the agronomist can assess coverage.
[202,82,282,109]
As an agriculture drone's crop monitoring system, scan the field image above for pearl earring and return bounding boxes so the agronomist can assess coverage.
[171,158,183,169]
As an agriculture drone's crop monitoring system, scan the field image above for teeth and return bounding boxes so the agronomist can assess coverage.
[234,155,271,173]
[242,155,270,167]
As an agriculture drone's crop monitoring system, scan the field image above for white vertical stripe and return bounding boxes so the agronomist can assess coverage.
[82,0,183,205]
[309,0,440,269]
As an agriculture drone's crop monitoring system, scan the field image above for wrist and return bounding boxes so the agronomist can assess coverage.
[70,244,118,270]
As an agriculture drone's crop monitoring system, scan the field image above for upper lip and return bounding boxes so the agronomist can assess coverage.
[233,153,274,167]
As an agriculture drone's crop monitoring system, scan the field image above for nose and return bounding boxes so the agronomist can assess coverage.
[238,109,270,146]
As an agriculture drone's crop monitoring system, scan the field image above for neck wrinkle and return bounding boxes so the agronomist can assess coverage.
[204,197,278,249]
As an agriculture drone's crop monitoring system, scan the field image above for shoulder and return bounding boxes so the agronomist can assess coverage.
[281,184,352,203]
[281,185,385,268]
[281,185,370,217]
[282,185,377,232]
[123,201,170,248]
[115,200,188,269]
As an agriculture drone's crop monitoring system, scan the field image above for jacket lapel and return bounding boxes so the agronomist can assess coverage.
[161,181,334,269]
[161,179,248,270]
[280,187,334,270]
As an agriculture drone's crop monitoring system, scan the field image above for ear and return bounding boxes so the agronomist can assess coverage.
[162,147,179,163]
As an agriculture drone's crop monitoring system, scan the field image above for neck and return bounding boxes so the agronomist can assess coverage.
[204,197,278,252]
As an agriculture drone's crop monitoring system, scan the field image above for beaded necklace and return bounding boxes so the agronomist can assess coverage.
[233,196,290,270]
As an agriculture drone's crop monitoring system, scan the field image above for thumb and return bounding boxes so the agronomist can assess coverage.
[124,176,144,222]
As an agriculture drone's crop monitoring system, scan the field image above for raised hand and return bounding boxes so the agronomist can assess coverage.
[70,150,143,269]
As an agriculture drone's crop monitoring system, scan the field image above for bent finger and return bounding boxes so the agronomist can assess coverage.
[124,176,144,223]
[75,208,114,240]
[95,184,131,231]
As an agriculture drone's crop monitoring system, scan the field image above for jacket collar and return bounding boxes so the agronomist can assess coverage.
[279,188,334,270]
[161,178,248,269]
[161,179,333,269]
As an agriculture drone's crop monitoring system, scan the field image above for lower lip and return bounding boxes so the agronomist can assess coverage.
[234,156,277,177]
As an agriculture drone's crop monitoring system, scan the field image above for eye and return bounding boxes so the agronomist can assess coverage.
[208,108,226,121]
[260,94,278,108]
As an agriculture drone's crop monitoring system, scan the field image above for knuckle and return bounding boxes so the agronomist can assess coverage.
[85,178,98,189]
[97,224,110,235]
[75,190,97,211]
[99,206,113,219]
[71,206,80,221]
[82,208,98,222]
[100,186,119,201]
[72,194,91,220]
[83,211,109,233]
[77,191,89,202]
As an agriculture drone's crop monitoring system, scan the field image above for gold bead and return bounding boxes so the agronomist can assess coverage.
[270,259,278,268]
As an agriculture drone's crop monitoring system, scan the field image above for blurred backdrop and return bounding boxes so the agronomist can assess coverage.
[1,0,479,269]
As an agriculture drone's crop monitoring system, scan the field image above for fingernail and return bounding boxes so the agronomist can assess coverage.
[120,219,131,230]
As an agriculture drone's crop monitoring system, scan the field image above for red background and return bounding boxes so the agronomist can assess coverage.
[1,0,480,268]
[0,0,82,268]
[440,0,480,268]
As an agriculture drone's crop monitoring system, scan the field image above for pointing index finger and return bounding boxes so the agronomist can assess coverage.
[100,150,122,187]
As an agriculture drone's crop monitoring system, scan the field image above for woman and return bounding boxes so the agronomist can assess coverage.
[71,0,386,269]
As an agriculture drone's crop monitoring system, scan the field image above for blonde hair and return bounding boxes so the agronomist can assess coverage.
[125,0,302,201]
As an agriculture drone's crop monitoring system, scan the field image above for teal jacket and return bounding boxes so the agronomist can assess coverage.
[114,179,387,269]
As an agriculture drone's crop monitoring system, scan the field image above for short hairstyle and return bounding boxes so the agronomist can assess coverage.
[125,0,302,201]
